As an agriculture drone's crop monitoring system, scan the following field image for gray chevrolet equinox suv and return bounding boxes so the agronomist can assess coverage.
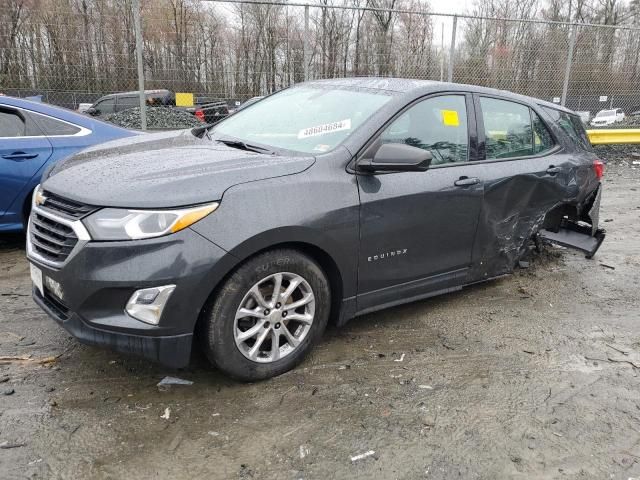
[27,78,604,381]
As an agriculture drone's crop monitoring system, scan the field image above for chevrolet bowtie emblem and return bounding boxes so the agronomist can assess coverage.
[35,190,47,206]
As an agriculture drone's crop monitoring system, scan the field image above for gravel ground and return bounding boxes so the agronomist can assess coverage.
[594,144,640,165]
[1,162,639,480]
[103,107,203,130]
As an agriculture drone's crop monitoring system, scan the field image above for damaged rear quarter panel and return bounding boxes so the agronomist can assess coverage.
[470,150,598,279]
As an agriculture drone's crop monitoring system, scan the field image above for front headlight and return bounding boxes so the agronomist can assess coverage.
[83,203,218,240]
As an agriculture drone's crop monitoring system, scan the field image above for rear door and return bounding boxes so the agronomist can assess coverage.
[356,93,486,312]
[469,95,565,278]
[0,107,52,217]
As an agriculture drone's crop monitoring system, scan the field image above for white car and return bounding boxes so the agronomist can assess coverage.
[590,108,625,126]
[77,103,93,113]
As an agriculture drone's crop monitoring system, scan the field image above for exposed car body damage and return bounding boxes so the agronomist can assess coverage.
[471,165,603,279]
[539,184,605,258]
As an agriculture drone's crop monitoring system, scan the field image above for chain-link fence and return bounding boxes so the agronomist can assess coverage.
[2,0,640,123]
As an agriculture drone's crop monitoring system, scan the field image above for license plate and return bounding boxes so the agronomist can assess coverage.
[30,263,43,296]
[44,276,64,302]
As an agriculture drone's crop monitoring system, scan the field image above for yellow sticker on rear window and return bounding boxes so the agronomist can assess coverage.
[441,110,460,127]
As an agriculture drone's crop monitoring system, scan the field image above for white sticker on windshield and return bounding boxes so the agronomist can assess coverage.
[298,119,351,139]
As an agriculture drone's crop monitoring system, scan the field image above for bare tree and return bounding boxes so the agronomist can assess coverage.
[1,0,639,111]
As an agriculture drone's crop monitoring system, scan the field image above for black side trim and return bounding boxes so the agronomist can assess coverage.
[356,267,468,314]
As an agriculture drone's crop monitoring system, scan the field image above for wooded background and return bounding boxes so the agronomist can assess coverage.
[1,0,640,112]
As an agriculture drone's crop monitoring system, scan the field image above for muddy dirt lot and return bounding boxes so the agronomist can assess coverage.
[1,163,639,480]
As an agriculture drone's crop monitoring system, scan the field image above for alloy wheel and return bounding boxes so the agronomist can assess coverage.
[233,272,315,363]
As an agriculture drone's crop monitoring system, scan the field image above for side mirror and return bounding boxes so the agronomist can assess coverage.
[86,107,98,116]
[358,143,432,173]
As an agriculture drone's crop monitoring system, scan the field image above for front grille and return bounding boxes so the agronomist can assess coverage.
[30,213,78,263]
[41,191,96,219]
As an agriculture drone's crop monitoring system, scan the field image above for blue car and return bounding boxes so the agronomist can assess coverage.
[0,96,136,232]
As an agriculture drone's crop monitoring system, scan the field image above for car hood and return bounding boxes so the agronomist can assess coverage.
[43,130,315,208]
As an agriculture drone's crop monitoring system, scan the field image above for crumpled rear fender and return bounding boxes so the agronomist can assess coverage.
[470,168,603,279]
[539,184,605,259]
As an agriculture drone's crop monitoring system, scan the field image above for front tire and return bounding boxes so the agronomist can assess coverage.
[200,249,330,381]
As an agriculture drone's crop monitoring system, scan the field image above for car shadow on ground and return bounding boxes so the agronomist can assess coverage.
[49,276,504,390]
[0,232,26,250]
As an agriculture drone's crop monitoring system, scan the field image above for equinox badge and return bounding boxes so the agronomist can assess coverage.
[368,249,408,262]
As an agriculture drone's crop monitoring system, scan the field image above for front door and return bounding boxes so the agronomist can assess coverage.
[356,93,483,313]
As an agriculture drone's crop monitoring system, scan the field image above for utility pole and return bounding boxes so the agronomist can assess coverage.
[133,0,147,130]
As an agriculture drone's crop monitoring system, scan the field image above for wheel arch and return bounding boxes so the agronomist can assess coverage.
[194,229,352,338]
[541,202,579,232]
[265,241,345,326]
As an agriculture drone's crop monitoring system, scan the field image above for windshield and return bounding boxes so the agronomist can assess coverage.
[212,86,392,154]
[596,110,616,117]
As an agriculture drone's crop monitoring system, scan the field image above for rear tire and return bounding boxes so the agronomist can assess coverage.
[200,249,330,381]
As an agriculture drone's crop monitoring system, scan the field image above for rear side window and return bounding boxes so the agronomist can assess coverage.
[480,98,556,159]
[30,112,81,136]
[532,111,555,154]
[0,108,43,137]
[543,107,592,151]
[380,95,469,165]
[0,108,26,137]
[480,97,533,159]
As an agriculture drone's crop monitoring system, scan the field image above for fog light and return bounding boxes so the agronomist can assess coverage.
[125,285,176,325]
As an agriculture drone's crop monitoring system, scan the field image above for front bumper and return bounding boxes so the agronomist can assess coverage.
[28,226,234,368]
[33,288,193,368]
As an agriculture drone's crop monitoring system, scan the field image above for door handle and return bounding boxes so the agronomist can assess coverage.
[546,166,562,174]
[454,176,480,187]
[1,151,39,161]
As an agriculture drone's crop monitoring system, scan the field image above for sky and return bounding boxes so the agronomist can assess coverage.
[428,0,474,15]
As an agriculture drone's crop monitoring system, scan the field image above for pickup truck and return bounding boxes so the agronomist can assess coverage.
[86,89,229,124]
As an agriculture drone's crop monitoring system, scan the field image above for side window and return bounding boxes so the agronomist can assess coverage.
[30,112,81,136]
[380,95,468,165]
[532,111,555,154]
[480,97,532,159]
[0,108,26,137]
[94,99,115,115]
[116,96,138,112]
[542,107,593,151]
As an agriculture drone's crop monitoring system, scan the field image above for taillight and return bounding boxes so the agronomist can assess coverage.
[593,159,604,180]
[194,109,205,122]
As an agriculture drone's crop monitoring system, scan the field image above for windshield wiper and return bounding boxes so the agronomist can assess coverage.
[216,138,271,154]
